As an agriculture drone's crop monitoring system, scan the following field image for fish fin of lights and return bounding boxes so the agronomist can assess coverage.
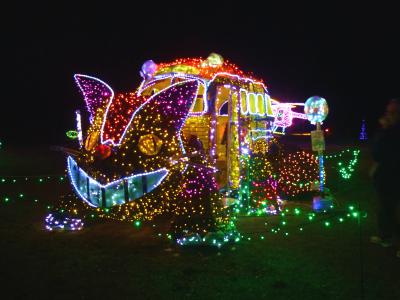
[102,80,199,148]
[74,74,114,123]
[67,156,169,208]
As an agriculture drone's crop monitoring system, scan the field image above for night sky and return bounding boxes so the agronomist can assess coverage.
[3,3,399,146]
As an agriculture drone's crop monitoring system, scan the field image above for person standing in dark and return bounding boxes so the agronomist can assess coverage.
[370,99,400,258]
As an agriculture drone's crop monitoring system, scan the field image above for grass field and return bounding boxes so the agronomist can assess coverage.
[0,145,399,299]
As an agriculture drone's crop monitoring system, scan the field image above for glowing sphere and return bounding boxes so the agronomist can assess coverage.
[205,53,224,67]
[140,60,157,78]
[304,96,329,124]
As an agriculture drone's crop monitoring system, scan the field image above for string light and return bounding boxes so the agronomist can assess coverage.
[45,213,84,231]
[75,110,83,147]
[325,149,361,180]
[279,151,319,197]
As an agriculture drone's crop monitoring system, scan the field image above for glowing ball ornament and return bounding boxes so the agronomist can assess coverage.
[140,60,157,79]
[304,96,329,124]
[203,53,224,68]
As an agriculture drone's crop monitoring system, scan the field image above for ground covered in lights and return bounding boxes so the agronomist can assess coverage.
[1,145,399,299]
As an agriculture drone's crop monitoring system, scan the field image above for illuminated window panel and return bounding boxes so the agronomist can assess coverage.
[256,94,265,116]
[240,89,248,114]
[265,94,274,116]
[248,93,257,114]
[88,178,102,206]
[104,181,125,206]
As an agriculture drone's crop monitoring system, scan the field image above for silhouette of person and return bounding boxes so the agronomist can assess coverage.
[370,98,400,258]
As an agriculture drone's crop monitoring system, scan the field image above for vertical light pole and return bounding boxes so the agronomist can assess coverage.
[304,96,329,193]
[316,122,325,191]
[75,110,83,148]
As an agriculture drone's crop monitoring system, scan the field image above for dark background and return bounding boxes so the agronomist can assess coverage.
[2,3,399,146]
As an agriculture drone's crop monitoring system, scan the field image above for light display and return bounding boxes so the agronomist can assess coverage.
[140,60,157,79]
[325,149,361,180]
[66,130,78,139]
[59,76,236,245]
[359,119,368,140]
[74,74,114,123]
[68,156,169,208]
[100,91,147,146]
[271,103,308,133]
[0,171,367,246]
[45,212,84,231]
[278,151,319,197]
[202,53,224,67]
[75,110,83,147]
[251,129,273,141]
[54,54,340,246]
[304,96,329,193]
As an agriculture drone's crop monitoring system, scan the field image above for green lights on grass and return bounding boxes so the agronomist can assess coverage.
[338,150,360,179]
[326,148,360,179]
[134,220,141,227]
